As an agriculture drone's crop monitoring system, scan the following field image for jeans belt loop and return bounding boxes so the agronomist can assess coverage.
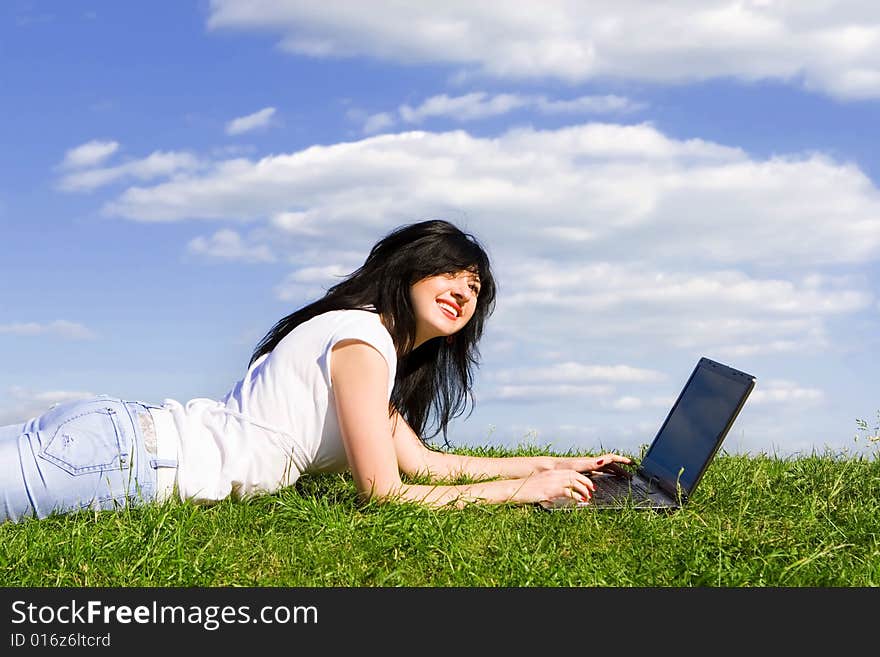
[147,407,179,501]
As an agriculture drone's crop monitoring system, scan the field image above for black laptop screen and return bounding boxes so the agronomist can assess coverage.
[641,360,753,497]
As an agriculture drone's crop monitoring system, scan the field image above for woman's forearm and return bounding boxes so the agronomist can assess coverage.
[417,450,626,482]
[422,451,556,480]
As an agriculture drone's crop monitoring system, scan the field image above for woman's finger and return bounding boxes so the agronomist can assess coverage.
[571,475,594,499]
[568,486,590,502]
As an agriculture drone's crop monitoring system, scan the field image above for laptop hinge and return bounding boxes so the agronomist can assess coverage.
[654,477,687,504]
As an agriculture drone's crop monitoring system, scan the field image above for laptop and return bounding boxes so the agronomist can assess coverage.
[540,357,756,511]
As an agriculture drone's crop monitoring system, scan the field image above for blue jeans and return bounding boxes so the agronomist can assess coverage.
[0,395,163,523]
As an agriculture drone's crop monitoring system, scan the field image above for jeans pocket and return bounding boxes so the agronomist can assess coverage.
[37,406,127,476]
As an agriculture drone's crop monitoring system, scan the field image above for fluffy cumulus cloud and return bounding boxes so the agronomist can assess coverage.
[207,0,880,100]
[98,122,880,270]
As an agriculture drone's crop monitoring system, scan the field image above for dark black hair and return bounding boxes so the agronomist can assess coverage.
[249,219,497,443]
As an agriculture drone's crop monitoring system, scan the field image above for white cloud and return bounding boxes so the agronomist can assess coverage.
[479,362,664,404]
[0,320,97,340]
[206,1,880,100]
[504,264,871,316]
[359,92,642,134]
[57,150,200,193]
[362,112,396,134]
[400,92,529,123]
[187,228,276,263]
[61,139,119,169]
[275,264,353,301]
[269,211,324,235]
[397,92,643,125]
[480,383,615,403]
[748,379,825,405]
[225,107,277,136]
[535,95,644,114]
[493,260,870,357]
[97,122,880,268]
[0,387,95,426]
[489,362,666,384]
[611,396,643,411]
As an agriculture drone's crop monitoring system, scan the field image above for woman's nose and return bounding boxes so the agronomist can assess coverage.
[452,280,472,301]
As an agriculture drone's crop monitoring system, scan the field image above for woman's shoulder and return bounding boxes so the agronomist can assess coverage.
[311,307,383,330]
[331,308,391,341]
[326,309,395,360]
[277,308,389,348]
[267,308,397,388]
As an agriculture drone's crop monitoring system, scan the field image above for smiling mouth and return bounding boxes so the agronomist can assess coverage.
[437,300,460,319]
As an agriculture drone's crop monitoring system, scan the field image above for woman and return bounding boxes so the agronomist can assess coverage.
[0,219,630,522]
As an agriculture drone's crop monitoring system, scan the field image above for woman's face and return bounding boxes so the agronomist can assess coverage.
[409,270,481,349]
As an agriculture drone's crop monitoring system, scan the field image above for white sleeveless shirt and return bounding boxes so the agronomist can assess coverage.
[162,309,397,503]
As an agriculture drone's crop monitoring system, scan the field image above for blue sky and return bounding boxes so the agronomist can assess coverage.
[2,1,879,459]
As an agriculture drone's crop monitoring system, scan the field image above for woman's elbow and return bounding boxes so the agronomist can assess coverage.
[353,475,405,504]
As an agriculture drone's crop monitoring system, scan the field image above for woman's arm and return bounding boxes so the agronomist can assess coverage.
[330,340,600,508]
[390,408,630,481]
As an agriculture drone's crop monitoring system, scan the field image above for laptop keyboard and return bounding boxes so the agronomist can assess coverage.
[591,474,659,507]
[592,475,638,500]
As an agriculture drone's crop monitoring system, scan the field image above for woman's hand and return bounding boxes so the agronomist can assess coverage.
[507,453,633,507]
[552,452,633,474]
[509,469,597,505]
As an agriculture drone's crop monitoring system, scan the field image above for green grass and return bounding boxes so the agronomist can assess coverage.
[1,446,878,587]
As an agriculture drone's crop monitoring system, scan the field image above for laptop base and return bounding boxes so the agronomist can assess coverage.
[538,473,682,511]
